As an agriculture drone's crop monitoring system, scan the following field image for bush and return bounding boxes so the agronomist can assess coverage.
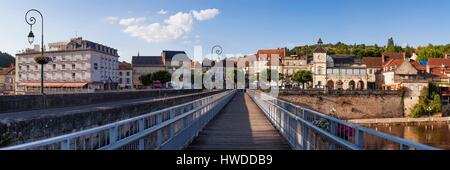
[410,88,443,118]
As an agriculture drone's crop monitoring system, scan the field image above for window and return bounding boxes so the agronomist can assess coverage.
[119,78,123,84]
[27,65,30,70]
[72,73,76,79]
[94,63,98,70]
[119,72,123,76]
[35,65,38,70]
[72,64,76,69]
[19,66,22,70]
[53,64,56,70]
[126,78,130,84]
[62,64,66,69]
[126,72,130,76]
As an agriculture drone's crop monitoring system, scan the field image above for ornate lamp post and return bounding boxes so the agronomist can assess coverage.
[26,9,48,95]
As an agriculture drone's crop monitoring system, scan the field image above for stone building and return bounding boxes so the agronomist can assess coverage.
[281,55,310,86]
[362,57,383,89]
[0,65,15,95]
[131,55,166,89]
[15,37,120,94]
[118,62,133,89]
[382,59,427,90]
[311,39,369,90]
[162,50,191,74]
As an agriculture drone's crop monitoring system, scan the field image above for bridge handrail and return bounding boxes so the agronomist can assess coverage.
[1,90,236,150]
[248,90,439,150]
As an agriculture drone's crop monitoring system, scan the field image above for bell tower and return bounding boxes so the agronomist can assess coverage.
[312,38,327,88]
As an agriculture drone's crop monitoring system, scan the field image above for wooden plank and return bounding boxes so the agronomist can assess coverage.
[186,92,291,150]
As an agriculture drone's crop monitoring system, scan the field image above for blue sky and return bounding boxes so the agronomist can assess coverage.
[1,0,450,62]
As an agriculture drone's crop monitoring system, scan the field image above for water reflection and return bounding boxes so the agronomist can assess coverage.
[364,122,450,150]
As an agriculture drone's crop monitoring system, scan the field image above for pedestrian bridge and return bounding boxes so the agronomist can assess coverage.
[1,90,439,150]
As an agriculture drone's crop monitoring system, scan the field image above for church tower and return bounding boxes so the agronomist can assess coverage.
[312,38,327,88]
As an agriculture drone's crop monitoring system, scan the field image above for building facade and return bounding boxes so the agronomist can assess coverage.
[312,39,369,90]
[362,57,383,89]
[0,65,15,95]
[118,62,133,89]
[132,55,166,89]
[15,37,120,94]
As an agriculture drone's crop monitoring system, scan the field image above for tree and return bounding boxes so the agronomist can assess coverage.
[152,70,171,83]
[387,37,395,48]
[292,70,313,89]
[0,51,15,68]
[139,73,153,86]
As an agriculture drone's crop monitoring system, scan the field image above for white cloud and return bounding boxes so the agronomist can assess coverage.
[192,8,220,21]
[111,8,220,43]
[158,9,168,15]
[105,16,119,24]
[119,17,146,26]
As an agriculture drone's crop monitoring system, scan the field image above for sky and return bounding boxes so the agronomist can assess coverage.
[1,0,450,62]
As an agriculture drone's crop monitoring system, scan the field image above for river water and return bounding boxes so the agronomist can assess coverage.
[364,122,450,149]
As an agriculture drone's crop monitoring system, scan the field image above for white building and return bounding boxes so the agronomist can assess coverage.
[15,37,120,94]
[118,62,133,89]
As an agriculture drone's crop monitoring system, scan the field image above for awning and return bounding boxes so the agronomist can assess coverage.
[18,82,88,88]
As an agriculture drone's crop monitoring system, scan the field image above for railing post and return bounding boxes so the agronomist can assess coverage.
[400,144,410,150]
[138,119,145,150]
[156,114,163,147]
[61,139,70,150]
[355,128,364,149]
[109,126,118,145]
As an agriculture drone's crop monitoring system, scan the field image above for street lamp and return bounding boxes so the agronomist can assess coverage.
[25,9,45,95]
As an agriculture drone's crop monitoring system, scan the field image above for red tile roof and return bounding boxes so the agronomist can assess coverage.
[383,52,404,63]
[362,57,382,68]
[119,62,132,70]
[0,66,15,75]
[410,60,426,72]
[428,58,450,67]
[257,49,287,60]
[383,59,404,67]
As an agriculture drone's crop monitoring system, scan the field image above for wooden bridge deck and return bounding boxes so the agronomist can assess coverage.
[187,92,291,150]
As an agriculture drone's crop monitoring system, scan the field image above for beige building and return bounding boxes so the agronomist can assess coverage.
[132,55,166,89]
[15,37,120,94]
[281,55,310,86]
[312,39,369,90]
[0,65,15,95]
[118,62,133,89]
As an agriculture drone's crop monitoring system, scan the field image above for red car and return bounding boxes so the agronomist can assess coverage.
[152,82,164,89]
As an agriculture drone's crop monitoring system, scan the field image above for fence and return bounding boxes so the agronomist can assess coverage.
[247,90,439,150]
[1,90,236,150]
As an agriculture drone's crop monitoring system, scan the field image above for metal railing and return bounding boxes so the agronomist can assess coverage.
[247,90,439,150]
[1,90,236,150]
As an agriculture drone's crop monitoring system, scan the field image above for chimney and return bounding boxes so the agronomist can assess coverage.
[426,64,431,73]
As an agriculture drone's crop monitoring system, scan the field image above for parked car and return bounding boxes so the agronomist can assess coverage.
[152,81,164,89]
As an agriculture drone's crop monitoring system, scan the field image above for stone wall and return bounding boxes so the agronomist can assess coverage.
[279,91,403,120]
[0,89,202,114]
[0,90,223,147]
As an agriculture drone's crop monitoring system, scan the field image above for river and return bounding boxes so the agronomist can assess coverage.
[364,122,450,150]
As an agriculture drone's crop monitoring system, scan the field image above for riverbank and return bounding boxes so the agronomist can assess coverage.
[349,117,450,126]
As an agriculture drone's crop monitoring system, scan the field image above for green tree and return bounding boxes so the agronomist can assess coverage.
[0,51,15,68]
[139,73,153,86]
[292,70,313,89]
[152,70,171,83]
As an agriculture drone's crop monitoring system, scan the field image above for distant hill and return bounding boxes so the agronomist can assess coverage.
[0,51,15,68]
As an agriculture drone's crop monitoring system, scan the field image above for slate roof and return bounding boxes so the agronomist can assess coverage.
[162,51,189,62]
[132,56,164,66]
[329,55,363,66]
